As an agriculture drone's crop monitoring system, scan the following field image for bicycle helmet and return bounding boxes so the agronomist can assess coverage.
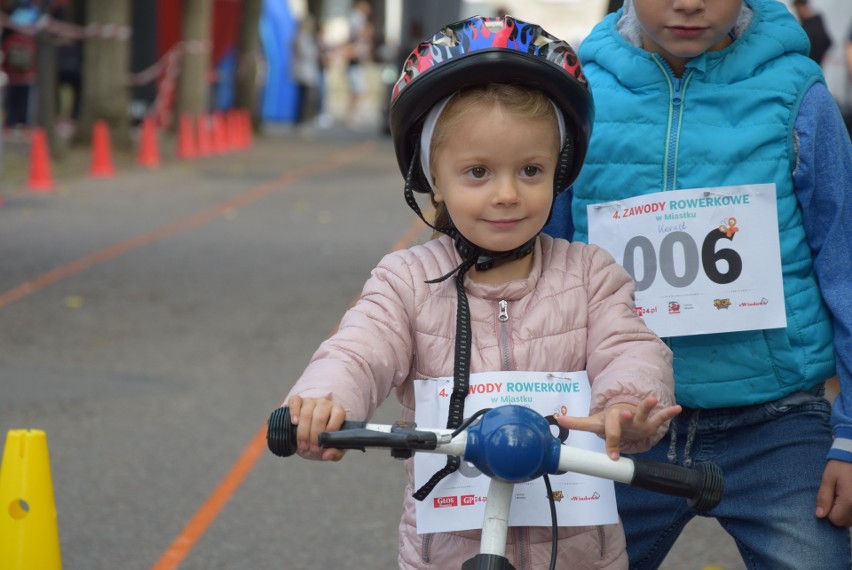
[390,15,593,200]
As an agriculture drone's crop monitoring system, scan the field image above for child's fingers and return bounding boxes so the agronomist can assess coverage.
[327,403,347,431]
[556,414,598,432]
[322,448,346,462]
[604,407,626,460]
[295,397,317,452]
[288,395,303,424]
[632,396,657,425]
[309,400,336,453]
[648,404,682,428]
[318,405,347,461]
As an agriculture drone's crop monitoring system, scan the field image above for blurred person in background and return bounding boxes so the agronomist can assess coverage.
[1,0,39,129]
[292,15,321,133]
[793,0,832,66]
[607,0,625,14]
[343,0,373,126]
[52,0,81,127]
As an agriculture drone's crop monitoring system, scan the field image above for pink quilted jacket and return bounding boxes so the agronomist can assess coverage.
[286,234,674,569]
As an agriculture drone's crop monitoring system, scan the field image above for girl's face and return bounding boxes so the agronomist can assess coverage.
[633,0,742,75]
[431,102,559,272]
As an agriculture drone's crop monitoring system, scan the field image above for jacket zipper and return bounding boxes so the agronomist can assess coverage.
[422,302,513,564]
[652,55,694,192]
[421,533,431,563]
[500,299,531,566]
[652,55,691,353]
[498,299,511,371]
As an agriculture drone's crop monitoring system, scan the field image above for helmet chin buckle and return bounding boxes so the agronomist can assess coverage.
[453,233,536,273]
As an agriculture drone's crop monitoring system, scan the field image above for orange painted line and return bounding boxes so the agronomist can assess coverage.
[150,214,425,570]
[150,424,268,570]
[0,141,377,312]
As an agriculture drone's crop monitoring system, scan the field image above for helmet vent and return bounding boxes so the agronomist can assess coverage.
[435,30,459,47]
[484,20,505,33]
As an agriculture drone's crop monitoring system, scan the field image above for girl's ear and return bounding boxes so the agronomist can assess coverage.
[431,185,444,203]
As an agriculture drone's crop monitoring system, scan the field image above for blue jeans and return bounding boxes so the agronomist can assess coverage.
[617,388,852,569]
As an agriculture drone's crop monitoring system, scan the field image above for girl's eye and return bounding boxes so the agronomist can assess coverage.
[522,165,542,177]
[468,166,488,179]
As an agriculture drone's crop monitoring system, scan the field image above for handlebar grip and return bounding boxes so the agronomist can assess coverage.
[630,460,723,512]
[318,428,438,451]
[266,407,367,458]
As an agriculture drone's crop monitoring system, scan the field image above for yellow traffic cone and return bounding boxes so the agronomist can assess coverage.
[0,429,63,569]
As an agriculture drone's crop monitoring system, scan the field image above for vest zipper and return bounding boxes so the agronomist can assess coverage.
[498,299,511,371]
[652,55,694,192]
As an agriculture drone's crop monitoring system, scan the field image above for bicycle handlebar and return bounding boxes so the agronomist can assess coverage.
[267,405,723,512]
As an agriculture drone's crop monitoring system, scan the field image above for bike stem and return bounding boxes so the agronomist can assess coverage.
[463,479,517,570]
[480,479,513,557]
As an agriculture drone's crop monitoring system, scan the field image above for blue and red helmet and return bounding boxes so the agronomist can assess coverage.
[389,15,593,195]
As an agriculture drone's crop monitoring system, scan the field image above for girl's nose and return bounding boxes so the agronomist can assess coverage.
[493,176,520,205]
[673,0,704,14]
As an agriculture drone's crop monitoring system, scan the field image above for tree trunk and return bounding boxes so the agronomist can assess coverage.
[75,0,132,149]
[234,0,262,129]
[35,0,59,158]
[176,0,212,118]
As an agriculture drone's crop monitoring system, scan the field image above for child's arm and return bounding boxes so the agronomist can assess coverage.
[793,82,852,526]
[577,245,676,453]
[283,257,418,444]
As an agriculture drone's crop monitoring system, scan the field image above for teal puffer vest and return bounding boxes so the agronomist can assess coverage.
[572,0,835,408]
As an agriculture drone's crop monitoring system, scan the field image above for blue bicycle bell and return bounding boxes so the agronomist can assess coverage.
[463,406,562,483]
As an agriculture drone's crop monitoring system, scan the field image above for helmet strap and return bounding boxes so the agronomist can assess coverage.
[403,139,441,233]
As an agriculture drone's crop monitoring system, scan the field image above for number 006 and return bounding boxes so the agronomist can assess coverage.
[622,230,743,292]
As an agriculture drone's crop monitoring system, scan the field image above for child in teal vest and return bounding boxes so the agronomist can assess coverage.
[545,0,852,567]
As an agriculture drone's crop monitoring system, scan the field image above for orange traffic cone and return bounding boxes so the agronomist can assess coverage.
[176,113,196,160]
[242,109,253,148]
[27,128,55,192]
[0,430,63,569]
[196,114,211,157]
[137,116,160,168]
[89,120,115,178]
[212,112,228,154]
[226,110,240,150]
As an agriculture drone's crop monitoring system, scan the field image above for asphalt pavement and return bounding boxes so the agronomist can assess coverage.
[0,122,748,569]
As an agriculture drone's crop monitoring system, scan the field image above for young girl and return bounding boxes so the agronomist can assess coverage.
[544,0,852,567]
[283,16,679,569]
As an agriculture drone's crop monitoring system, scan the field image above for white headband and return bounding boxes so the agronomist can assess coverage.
[418,95,567,189]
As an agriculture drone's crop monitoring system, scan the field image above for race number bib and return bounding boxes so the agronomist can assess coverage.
[413,371,617,534]
[588,184,786,338]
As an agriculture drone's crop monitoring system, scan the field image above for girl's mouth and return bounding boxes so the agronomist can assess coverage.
[668,26,706,39]
[487,219,522,230]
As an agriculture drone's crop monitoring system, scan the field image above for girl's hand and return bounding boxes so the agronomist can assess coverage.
[287,394,347,461]
[556,396,681,460]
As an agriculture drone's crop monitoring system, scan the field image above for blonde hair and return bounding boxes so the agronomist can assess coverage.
[428,84,559,235]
